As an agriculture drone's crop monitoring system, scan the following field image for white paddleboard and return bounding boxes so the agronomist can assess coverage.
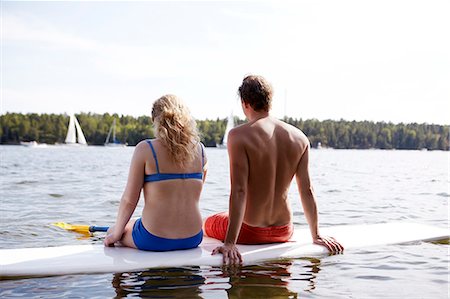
[0,222,447,278]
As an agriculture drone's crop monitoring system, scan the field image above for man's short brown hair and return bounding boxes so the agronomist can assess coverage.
[238,75,273,112]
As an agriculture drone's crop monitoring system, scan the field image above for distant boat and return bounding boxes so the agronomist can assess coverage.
[65,114,87,146]
[20,141,38,147]
[20,141,47,148]
[104,118,127,147]
[217,111,234,148]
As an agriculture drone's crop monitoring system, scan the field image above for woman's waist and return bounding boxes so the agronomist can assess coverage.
[143,187,202,203]
[140,209,203,239]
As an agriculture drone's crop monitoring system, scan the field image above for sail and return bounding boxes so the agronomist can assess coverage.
[65,115,76,144]
[104,119,114,145]
[222,112,234,147]
[104,118,126,146]
[112,118,116,143]
[74,116,87,145]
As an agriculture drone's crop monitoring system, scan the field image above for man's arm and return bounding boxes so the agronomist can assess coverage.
[211,129,249,265]
[295,144,319,239]
[295,143,344,254]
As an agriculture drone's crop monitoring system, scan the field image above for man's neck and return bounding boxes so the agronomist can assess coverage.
[247,111,270,122]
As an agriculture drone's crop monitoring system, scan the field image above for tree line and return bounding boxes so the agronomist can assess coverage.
[0,112,448,150]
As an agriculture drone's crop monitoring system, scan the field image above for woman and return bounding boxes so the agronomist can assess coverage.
[104,95,207,251]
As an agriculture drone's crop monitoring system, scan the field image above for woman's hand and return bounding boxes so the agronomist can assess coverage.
[104,225,122,247]
[313,235,344,254]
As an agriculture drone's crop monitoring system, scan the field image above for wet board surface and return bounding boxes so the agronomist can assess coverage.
[1,222,448,278]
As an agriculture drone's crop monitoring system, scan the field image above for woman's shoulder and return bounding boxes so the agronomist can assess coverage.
[136,139,150,147]
[136,138,161,147]
[134,139,156,154]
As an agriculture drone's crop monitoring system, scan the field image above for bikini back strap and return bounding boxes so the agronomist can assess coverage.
[146,140,160,173]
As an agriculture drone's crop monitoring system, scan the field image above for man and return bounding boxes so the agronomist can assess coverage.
[204,75,344,265]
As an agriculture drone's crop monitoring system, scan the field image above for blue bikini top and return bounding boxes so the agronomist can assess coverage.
[144,139,204,183]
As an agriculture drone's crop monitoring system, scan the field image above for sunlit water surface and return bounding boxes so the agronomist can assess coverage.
[0,146,448,298]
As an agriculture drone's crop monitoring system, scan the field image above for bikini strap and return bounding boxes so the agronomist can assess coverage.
[146,139,160,173]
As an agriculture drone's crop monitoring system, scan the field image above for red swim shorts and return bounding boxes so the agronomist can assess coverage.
[204,212,294,244]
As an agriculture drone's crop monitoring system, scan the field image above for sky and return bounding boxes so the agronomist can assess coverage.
[2,0,449,124]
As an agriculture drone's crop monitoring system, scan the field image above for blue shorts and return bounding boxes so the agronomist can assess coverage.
[132,218,203,251]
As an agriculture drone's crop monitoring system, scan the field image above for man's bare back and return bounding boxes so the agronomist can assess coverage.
[231,116,308,227]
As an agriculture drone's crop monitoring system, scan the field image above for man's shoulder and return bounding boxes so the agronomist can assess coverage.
[276,120,309,142]
[229,122,250,136]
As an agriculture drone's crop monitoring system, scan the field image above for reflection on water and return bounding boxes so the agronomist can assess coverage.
[112,267,206,298]
[291,257,321,293]
[224,261,299,299]
[110,258,322,298]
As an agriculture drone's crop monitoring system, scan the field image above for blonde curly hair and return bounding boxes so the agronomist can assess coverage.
[151,95,200,166]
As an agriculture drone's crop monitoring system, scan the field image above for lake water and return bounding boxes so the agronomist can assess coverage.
[0,145,448,298]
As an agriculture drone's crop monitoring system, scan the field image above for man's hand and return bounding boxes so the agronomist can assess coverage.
[313,235,344,254]
[211,244,243,266]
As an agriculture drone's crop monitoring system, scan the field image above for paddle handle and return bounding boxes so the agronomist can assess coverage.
[89,226,109,232]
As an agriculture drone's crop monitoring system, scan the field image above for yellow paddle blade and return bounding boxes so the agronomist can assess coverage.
[52,222,91,234]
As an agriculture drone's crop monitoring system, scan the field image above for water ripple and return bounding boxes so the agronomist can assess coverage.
[49,193,64,198]
[14,180,39,185]
[355,275,395,281]
[436,192,449,198]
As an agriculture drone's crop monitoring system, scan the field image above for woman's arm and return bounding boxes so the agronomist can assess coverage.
[104,142,146,245]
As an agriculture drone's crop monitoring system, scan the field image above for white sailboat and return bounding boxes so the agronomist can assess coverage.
[65,114,87,146]
[218,111,234,148]
[104,118,127,147]
[20,141,48,148]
